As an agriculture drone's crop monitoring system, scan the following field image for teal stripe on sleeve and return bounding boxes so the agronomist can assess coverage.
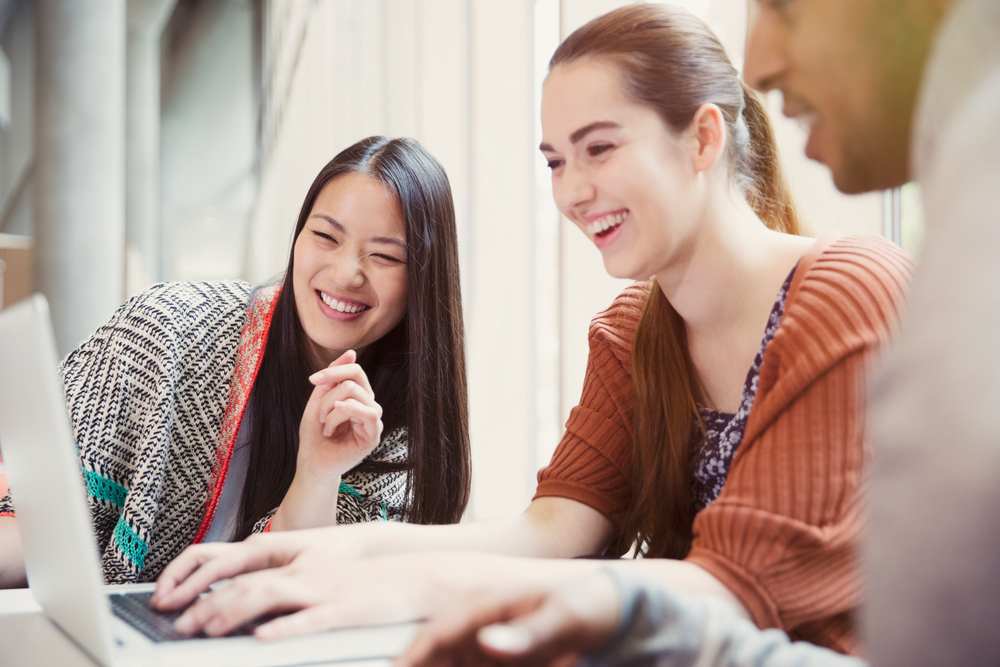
[84,470,127,508]
[112,517,148,570]
[339,481,362,498]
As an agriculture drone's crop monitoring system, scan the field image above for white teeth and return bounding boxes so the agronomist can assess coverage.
[587,211,628,236]
[320,292,368,314]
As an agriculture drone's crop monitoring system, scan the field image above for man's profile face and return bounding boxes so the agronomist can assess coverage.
[744,0,944,194]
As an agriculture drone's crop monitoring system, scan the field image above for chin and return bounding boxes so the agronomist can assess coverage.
[601,258,644,282]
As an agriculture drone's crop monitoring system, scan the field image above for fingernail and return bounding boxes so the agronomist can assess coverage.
[309,372,323,383]
[478,624,532,654]
[175,615,194,634]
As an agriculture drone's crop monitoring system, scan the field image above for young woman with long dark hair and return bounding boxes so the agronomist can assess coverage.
[151,6,910,654]
[0,136,470,586]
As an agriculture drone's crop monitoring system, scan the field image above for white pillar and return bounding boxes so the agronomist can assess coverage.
[126,0,176,296]
[35,0,126,355]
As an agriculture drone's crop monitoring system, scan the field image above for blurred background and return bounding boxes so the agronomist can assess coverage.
[0,0,922,518]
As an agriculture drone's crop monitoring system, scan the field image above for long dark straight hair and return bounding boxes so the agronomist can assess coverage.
[233,136,471,539]
[551,5,805,559]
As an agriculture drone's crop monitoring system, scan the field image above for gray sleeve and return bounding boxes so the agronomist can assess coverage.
[580,570,864,667]
[864,34,1000,667]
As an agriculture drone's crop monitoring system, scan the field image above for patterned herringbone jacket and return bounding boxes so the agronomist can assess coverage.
[0,281,407,583]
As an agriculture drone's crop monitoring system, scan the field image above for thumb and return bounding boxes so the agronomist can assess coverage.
[476,599,577,660]
[329,349,357,368]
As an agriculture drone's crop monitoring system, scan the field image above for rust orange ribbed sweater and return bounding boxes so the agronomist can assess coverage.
[535,235,913,654]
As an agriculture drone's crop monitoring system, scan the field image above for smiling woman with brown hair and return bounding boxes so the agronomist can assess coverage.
[150,5,910,654]
[0,136,471,587]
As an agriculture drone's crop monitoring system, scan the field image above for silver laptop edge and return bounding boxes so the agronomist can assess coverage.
[0,294,116,664]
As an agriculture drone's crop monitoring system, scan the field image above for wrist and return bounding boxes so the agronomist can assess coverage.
[272,471,343,531]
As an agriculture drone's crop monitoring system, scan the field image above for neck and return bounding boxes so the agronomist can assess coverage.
[653,190,808,339]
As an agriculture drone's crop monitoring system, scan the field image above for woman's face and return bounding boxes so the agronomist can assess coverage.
[540,59,703,281]
[293,172,409,369]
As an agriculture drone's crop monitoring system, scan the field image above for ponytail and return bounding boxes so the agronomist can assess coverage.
[553,5,807,558]
[736,83,806,236]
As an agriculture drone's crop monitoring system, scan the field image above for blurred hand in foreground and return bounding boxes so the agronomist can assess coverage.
[396,572,621,667]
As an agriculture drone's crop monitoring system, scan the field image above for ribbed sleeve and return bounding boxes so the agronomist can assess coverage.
[535,283,647,524]
[688,236,912,653]
[535,235,913,654]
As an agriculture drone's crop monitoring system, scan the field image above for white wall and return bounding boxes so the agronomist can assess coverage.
[248,0,886,520]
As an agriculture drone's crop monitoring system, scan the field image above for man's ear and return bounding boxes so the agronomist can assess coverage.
[689,103,727,174]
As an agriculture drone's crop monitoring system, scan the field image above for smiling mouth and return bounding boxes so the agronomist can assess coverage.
[587,210,628,238]
[319,291,371,314]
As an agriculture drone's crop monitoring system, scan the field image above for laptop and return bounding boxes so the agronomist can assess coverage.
[0,295,418,666]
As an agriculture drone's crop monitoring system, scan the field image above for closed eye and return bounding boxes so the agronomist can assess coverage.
[545,157,564,170]
[587,143,613,157]
[374,253,404,263]
[312,230,337,243]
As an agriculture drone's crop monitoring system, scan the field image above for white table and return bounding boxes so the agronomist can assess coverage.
[0,587,399,667]
[0,587,100,666]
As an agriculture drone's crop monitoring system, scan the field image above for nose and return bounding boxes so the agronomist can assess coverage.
[743,3,787,93]
[554,159,595,216]
[329,252,365,290]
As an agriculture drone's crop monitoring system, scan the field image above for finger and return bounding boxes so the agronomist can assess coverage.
[477,579,618,662]
[175,567,309,637]
[308,361,373,395]
[155,533,303,611]
[152,544,230,607]
[303,378,331,427]
[336,399,383,444]
[317,380,373,419]
[399,593,542,667]
[321,404,352,438]
[254,602,350,642]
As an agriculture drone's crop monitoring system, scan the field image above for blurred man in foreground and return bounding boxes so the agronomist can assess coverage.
[399,0,1000,665]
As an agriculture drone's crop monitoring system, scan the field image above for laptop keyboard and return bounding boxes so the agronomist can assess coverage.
[109,591,272,642]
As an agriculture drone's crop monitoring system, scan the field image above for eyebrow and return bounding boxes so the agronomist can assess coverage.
[309,214,407,252]
[539,120,623,152]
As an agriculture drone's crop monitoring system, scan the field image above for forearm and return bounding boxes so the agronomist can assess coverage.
[0,517,27,588]
[347,496,614,559]
[605,558,751,619]
[587,569,863,667]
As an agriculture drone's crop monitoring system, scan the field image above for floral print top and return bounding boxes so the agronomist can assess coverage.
[692,265,797,513]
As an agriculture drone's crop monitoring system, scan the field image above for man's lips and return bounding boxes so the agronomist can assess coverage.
[782,96,820,133]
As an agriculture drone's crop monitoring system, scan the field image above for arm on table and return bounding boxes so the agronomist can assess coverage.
[153,495,615,609]
[400,570,861,667]
[149,497,615,635]
[0,516,26,589]
[155,513,751,641]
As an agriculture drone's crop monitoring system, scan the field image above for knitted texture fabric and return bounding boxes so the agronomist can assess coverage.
[0,281,408,583]
[534,235,913,654]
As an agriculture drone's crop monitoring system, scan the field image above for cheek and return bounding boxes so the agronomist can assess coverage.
[291,241,308,297]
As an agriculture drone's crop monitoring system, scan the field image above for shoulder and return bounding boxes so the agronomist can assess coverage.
[61,281,255,370]
[586,281,651,363]
[787,235,914,342]
[124,281,254,323]
[760,235,914,398]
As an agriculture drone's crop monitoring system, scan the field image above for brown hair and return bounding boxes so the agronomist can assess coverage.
[551,5,805,558]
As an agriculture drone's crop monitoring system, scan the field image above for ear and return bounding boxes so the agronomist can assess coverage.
[688,103,727,174]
